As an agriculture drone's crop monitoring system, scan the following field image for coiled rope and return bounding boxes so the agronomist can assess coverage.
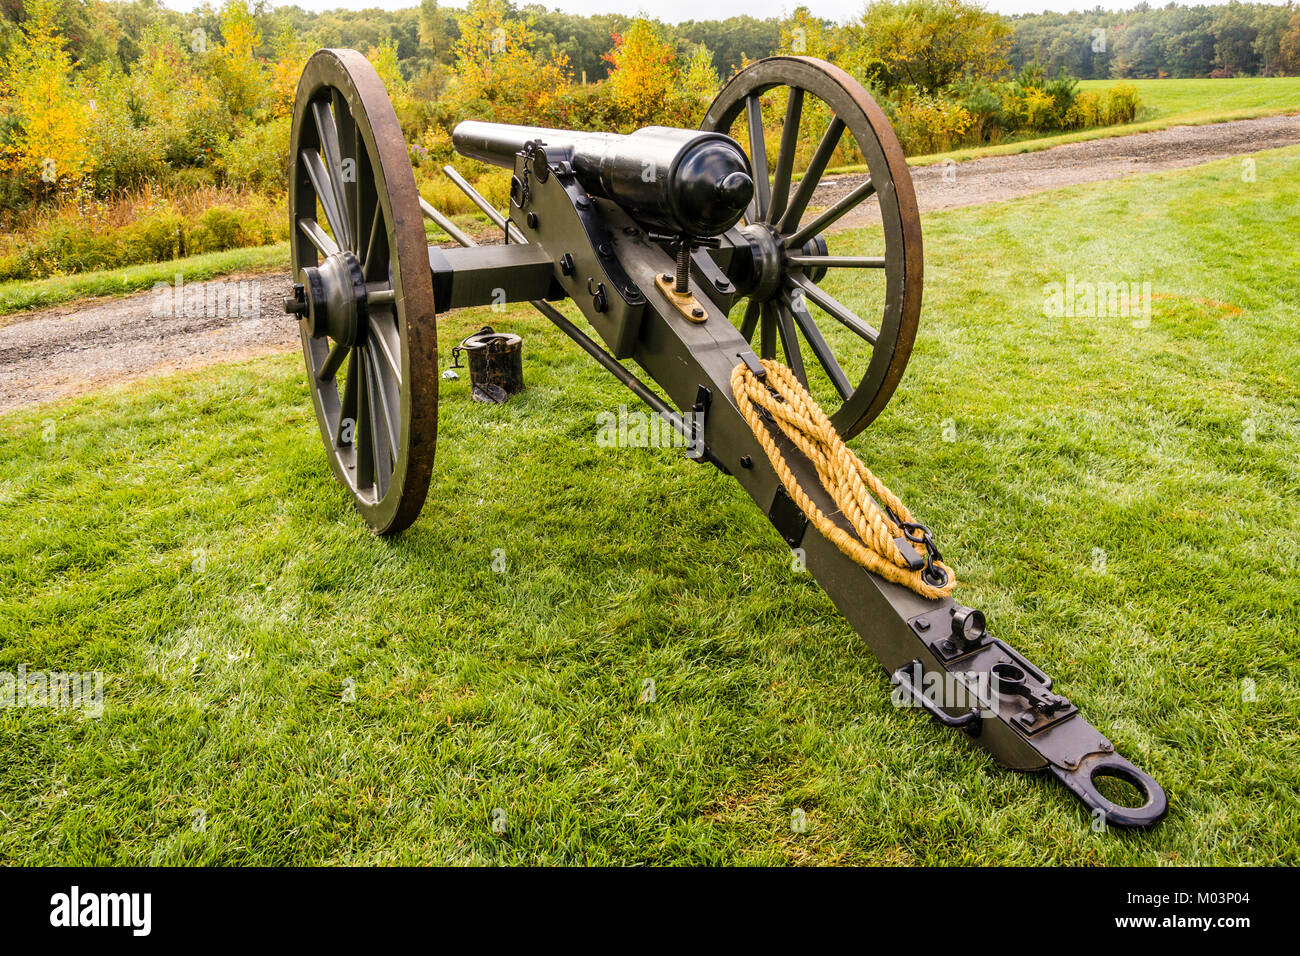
[731,359,956,600]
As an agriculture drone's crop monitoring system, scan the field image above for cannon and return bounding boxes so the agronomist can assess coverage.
[283,49,1168,828]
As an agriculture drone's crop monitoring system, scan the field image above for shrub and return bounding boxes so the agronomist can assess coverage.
[122,210,190,262]
[1044,72,1078,118]
[188,206,256,254]
[88,74,169,193]
[894,93,972,154]
[1021,87,1057,131]
[1105,84,1141,124]
[957,81,1004,141]
[214,116,291,193]
[1066,90,1104,128]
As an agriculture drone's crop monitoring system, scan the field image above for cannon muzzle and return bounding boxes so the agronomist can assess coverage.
[452,121,754,238]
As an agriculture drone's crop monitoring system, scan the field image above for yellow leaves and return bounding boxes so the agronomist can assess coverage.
[446,0,573,126]
[1021,86,1055,129]
[0,0,94,188]
[779,6,837,60]
[848,0,1011,96]
[895,92,973,154]
[605,20,677,128]
[209,0,267,117]
[269,34,311,119]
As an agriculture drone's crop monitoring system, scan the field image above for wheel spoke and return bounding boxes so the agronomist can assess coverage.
[768,86,804,226]
[354,346,375,490]
[298,217,339,257]
[788,273,879,344]
[318,341,348,383]
[366,344,400,460]
[745,94,770,223]
[788,255,886,269]
[771,300,806,386]
[361,204,383,279]
[739,298,760,342]
[312,99,353,249]
[361,346,392,495]
[302,149,349,249]
[368,310,403,386]
[783,288,853,400]
[338,347,359,448]
[785,178,876,249]
[776,116,845,235]
[759,301,777,359]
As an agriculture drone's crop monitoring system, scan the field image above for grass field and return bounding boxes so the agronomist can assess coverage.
[902,75,1300,167]
[1080,75,1300,124]
[0,145,1297,865]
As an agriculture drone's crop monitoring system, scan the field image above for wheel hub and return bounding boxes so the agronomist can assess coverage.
[740,223,829,300]
[298,250,368,346]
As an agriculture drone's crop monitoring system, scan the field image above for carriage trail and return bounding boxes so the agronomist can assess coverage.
[2,112,1296,414]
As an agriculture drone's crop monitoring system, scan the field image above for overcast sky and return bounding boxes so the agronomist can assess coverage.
[162,0,1294,24]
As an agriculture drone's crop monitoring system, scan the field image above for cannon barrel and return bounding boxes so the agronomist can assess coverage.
[452,121,754,238]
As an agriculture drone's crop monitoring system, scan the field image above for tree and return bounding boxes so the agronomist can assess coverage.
[0,0,93,191]
[603,18,676,126]
[269,27,310,118]
[678,16,781,76]
[1211,2,1261,75]
[848,0,1011,96]
[417,0,445,65]
[779,7,838,61]
[680,42,718,103]
[444,0,572,126]
[208,0,266,118]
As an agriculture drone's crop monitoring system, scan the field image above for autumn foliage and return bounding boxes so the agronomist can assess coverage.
[0,0,1156,281]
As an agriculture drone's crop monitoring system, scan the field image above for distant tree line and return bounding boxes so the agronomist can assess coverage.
[3,1,1294,95]
[1007,3,1300,78]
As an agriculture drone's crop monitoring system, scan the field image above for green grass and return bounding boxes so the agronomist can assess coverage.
[876,76,1300,169]
[1,146,1298,865]
[0,243,290,320]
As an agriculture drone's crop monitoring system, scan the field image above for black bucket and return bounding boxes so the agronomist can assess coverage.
[449,326,523,403]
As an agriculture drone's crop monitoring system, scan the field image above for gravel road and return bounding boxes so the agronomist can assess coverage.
[2,113,1296,414]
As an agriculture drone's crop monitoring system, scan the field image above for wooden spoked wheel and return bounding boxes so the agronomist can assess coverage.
[702,56,923,439]
[289,49,437,534]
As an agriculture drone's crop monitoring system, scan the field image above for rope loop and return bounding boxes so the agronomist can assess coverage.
[731,358,956,600]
